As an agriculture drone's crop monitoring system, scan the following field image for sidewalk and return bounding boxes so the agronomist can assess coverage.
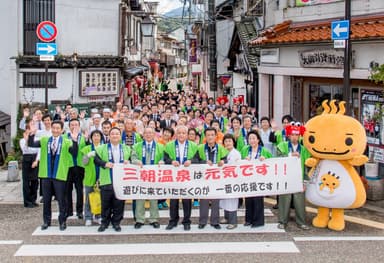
[0,168,23,204]
[1,167,384,212]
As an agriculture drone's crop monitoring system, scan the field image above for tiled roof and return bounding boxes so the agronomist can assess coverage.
[235,20,259,69]
[15,55,125,69]
[250,14,384,46]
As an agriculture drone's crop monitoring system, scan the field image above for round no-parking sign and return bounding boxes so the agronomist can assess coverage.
[36,21,57,42]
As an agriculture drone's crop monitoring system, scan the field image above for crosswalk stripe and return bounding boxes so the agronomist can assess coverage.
[294,236,384,241]
[15,241,299,256]
[0,240,23,245]
[52,208,274,220]
[32,223,284,236]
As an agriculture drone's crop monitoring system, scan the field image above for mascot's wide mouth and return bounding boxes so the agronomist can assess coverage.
[312,148,350,155]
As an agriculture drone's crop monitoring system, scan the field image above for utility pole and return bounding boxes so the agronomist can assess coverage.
[343,0,352,115]
[208,0,217,93]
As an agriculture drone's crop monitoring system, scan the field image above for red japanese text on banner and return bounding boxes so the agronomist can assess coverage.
[113,157,303,200]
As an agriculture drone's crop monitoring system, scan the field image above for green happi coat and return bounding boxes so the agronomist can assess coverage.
[38,136,73,181]
[236,129,248,152]
[132,141,164,164]
[65,133,87,168]
[95,143,131,186]
[217,116,229,133]
[276,141,311,179]
[274,130,286,145]
[197,143,228,163]
[81,144,100,187]
[240,145,273,160]
[164,140,198,161]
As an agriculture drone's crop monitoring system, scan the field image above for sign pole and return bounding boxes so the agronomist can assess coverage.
[343,0,352,115]
[45,61,48,111]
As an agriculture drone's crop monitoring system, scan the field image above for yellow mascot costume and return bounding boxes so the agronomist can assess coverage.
[303,100,368,231]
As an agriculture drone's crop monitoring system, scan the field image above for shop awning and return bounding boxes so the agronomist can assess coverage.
[250,13,384,46]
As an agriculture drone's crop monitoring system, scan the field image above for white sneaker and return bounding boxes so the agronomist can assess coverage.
[85,220,92,226]
[93,218,101,225]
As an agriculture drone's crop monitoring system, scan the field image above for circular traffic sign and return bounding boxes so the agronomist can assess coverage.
[36,21,57,42]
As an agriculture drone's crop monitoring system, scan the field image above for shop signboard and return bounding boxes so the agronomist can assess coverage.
[299,49,345,68]
[79,70,119,97]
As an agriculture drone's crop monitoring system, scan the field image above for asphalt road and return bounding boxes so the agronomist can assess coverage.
[0,201,384,263]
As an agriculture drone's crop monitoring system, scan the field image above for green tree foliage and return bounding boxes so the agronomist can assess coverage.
[157,18,187,33]
[369,63,384,84]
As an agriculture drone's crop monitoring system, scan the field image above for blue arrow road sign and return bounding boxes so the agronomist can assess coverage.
[36,43,57,56]
[331,20,350,40]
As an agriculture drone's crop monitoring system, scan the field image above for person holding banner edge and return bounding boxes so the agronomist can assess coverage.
[163,125,200,231]
[131,127,165,229]
[197,127,228,230]
[241,130,272,228]
[276,122,311,230]
[94,127,131,232]
[220,133,241,229]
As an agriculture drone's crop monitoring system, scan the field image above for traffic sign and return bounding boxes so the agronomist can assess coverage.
[331,20,349,40]
[39,55,55,61]
[36,43,57,56]
[36,21,57,42]
[334,40,346,49]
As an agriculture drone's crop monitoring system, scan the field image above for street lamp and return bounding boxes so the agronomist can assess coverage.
[141,16,155,37]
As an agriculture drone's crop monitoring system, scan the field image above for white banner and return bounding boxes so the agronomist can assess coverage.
[112,157,303,200]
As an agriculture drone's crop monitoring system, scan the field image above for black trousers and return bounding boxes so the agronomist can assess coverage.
[65,166,84,216]
[100,185,125,227]
[21,154,39,206]
[245,196,264,226]
[169,199,192,225]
[41,178,66,225]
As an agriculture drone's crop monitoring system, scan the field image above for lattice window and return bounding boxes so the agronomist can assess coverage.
[22,72,57,89]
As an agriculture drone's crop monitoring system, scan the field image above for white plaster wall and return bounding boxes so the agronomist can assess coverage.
[258,73,270,119]
[280,0,384,23]
[273,75,291,123]
[216,20,234,75]
[232,72,247,104]
[0,0,20,141]
[260,42,384,77]
[18,69,85,105]
[56,0,120,56]
[0,0,19,116]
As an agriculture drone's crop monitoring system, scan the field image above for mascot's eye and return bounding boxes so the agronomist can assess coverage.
[345,137,353,146]
[309,135,315,144]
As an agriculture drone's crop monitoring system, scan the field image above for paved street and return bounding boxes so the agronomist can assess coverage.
[1,169,384,262]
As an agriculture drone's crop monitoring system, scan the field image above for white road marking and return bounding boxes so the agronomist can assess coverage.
[294,236,384,241]
[32,223,284,236]
[52,208,274,220]
[264,198,384,230]
[15,241,299,256]
[0,240,23,245]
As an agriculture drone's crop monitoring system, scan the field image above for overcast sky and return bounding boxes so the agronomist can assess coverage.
[157,0,183,14]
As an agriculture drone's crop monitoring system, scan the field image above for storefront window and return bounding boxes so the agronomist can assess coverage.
[309,83,343,117]
[360,89,384,163]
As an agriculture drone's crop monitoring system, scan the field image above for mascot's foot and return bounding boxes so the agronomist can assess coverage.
[328,208,345,231]
[312,207,329,228]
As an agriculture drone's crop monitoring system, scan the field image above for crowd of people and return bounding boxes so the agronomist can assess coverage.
[18,88,311,232]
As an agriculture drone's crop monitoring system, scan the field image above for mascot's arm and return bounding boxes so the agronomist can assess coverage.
[305,157,319,168]
[348,155,369,167]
